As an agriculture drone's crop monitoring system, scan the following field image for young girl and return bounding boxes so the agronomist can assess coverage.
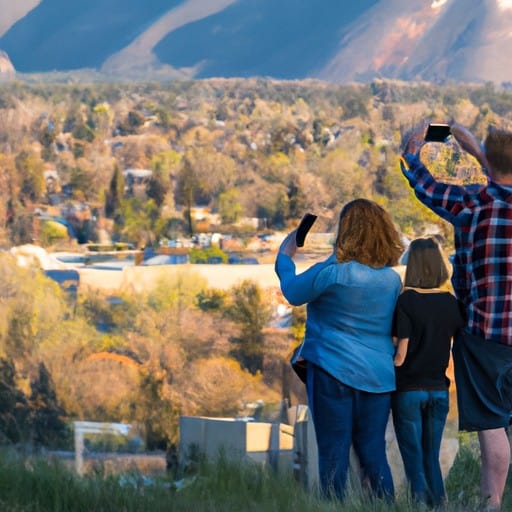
[392,236,464,508]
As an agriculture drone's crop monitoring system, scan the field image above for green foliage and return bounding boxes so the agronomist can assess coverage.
[189,246,228,264]
[69,165,95,201]
[225,280,272,374]
[0,255,68,361]
[147,271,208,312]
[0,445,501,512]
[77,289,138,335]
[39,220,69,247]
[196,289,227,312]
[114,197,160,247]
[290,306,307,348]
[15,150,45,203]
[0,449,173,512]
[217,188,242,224]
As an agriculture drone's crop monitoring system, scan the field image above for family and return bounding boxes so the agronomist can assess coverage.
[275,121,512,511]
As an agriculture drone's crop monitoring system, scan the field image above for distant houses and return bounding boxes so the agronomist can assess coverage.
[123,168,152,199]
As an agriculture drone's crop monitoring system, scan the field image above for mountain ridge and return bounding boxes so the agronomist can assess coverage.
[0,0,511,84]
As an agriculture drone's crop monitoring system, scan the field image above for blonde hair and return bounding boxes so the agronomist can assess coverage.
[335,199,403,268]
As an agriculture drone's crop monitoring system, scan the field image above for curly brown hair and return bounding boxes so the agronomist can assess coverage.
[335,199,404,268]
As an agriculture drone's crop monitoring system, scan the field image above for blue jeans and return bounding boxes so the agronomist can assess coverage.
[391,390,449,507]
[306,363,394,501]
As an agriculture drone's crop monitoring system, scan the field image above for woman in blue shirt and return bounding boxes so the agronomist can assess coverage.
[275,198,403,501]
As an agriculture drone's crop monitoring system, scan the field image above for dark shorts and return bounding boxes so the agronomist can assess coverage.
[452,331,512,431]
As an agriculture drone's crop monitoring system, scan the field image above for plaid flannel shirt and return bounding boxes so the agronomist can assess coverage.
[401,153,512,345]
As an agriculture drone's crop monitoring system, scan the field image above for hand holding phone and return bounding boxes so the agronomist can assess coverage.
[295,213,317,247]
[424,123,451,143]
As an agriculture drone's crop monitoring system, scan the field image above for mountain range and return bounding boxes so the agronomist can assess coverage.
[1,0,511,84]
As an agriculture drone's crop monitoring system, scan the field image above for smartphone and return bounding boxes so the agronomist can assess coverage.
[295,213,317,247]
[425,123,451,143]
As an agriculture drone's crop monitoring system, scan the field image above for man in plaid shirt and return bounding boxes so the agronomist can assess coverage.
[401,122,512,512]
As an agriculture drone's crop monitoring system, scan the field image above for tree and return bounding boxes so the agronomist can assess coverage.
[114,197,160,247]
[0,358,30,443]
[224,281,272,375]
[287,175,308,220]
[29,362,69,448]
[181,357,274,418]
[175,157,199,236]
[15,150,45,204]
[218,188,242,224]
[105,164,125,219]
[147,159,170,208]
[70,164,95,201]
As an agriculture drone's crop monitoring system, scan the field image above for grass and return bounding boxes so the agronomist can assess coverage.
[0,437,511,512]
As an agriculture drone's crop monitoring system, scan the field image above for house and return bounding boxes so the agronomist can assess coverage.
[123,168,153,199]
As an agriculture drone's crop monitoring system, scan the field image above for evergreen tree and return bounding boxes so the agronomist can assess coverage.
[105,164,125,218]
[29,363,69,448]
[225,281,272,375]
[175,157,198,236]
[147,160,169,208]
[0,358,30,444]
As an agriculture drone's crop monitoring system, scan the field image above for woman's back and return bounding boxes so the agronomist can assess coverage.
[301,260,402,393]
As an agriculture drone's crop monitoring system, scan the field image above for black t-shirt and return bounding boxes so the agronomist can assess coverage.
[393,289,464,391]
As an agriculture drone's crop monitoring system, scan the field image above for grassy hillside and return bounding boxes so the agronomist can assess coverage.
[0,438,505,512]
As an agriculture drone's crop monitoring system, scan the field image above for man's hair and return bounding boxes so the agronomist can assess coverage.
[404,236,449,289]
[335,198,404,268]
[484,129,512,176]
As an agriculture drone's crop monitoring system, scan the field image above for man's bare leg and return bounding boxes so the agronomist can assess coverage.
[478,428,510,510]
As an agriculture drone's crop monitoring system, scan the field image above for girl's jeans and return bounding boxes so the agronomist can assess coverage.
[391,389,449,507]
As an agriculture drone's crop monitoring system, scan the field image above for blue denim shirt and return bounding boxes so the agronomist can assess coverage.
[276,253,401,393]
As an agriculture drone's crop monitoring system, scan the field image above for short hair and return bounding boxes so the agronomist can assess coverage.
[484,129,512,177]
[335,198,404,268]
[404,236,449,289]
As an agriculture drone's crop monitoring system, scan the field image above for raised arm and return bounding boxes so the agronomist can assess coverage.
[400,121,475,223]
[450,122,491,174]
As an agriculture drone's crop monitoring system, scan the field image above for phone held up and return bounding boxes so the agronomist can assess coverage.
[424,123,451,143]
[295,213,317,247]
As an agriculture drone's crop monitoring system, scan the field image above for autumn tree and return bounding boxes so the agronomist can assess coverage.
[181,357,278,418]
[15,150,45,204]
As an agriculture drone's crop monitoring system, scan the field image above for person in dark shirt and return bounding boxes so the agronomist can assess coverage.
[392,236,464,508]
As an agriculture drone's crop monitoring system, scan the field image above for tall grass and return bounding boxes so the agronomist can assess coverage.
[0,440,511,512]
